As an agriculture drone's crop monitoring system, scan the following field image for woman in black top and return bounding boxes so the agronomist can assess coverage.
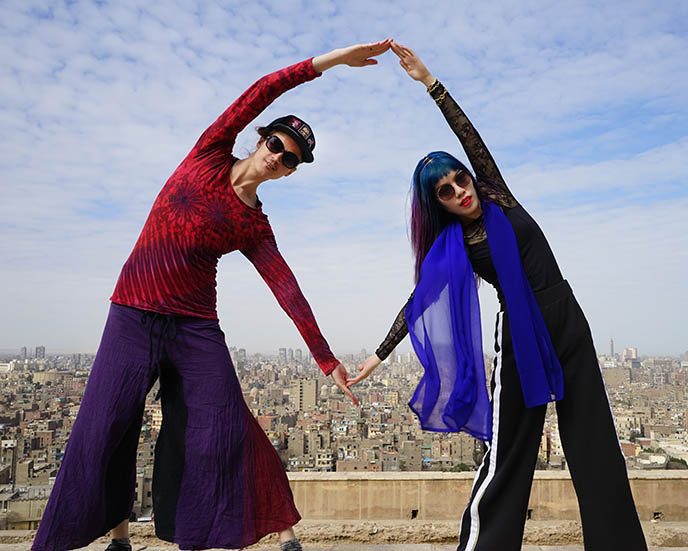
[349,42,647,551]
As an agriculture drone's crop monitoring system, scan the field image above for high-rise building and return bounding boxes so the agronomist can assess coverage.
[279,348,287,364]
[289,379,319,411]
[1,440,18,482]
[288,348,294,362]
[622,347,638,362]
[295,349,302,363]
[610,338,615,358]
[385,347,396,364]
[35,346,46,360]
[20,347,27,360]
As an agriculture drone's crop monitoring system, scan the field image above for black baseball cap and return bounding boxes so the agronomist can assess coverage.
[264,115,316,163]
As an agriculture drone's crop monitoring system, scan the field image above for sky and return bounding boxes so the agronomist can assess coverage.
[1,0,687,360]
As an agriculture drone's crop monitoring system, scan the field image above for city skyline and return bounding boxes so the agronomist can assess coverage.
[2,342,684,361]
[1,1,687,356]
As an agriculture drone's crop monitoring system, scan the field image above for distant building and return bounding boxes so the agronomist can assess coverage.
[619,440,641,457]
[148,404,163,432]
[602,367,631,388]
[256,415,279,432]
[336,459,379,472]
[1,440,19,482]
[288,430,306,457]
[622,347,638,361]
[133,465,154,518]
[399,441,422,471]
[315,451,334,471]
[35,346,46,360]
[385,391,399,406]
[289,379,318,411]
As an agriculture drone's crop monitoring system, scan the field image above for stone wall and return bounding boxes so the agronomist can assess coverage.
[288,471,688,522]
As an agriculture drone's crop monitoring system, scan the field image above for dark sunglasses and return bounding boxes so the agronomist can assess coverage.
[435,170,471,201]
[265,135,300,169]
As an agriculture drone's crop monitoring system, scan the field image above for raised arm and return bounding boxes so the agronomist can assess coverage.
[242,235,359,405]
[391,41,514,199]
[193,58,319,154]
[193,40,392,154]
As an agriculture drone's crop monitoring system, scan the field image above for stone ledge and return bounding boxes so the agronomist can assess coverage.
[288,471,688,522]
[287,471,688,481]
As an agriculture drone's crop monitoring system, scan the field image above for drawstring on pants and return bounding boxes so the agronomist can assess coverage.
[140,311,177,400]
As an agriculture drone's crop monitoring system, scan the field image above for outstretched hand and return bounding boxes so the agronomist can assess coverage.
[346,354,382,388]
[330,363,360,406]
[390,41,435,88]
[312,39,392,73]
[338,39,393,67]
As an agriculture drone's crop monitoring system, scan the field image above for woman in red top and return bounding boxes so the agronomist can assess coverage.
[33,40,391,551]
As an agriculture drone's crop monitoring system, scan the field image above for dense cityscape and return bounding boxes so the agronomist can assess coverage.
[1,342,686,530]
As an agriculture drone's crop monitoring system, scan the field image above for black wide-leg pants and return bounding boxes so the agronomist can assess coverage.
[457,280,647,551]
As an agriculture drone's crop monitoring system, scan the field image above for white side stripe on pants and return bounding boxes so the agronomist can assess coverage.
[465,311,504,551]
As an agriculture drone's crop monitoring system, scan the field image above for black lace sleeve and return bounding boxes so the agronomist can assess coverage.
[375,291,413,361]
[428,81,516,208]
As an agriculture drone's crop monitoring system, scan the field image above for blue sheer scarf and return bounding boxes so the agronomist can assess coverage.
[406,202,564,441]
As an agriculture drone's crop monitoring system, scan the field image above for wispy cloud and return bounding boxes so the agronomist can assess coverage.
[1,0,686,357]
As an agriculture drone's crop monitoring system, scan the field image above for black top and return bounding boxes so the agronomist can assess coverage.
[375,81,563,361]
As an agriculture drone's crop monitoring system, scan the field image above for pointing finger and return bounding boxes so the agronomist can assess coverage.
[342,385,359,406]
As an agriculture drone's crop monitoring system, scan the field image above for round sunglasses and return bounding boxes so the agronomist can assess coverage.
[435,170,472,201]
[265,135,301,170]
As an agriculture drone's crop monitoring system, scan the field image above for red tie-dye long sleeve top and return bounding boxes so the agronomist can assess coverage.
[110,58,339,375]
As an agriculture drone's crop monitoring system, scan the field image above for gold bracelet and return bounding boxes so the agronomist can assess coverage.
[434,90,448,104]
[426,79,440,94]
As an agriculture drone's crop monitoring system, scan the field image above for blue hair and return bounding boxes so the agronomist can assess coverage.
[410,151,476,282]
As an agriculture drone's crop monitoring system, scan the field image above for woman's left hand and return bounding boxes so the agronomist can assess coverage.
[346,354,382,387]
[312,39,392,73]
[390,41,435,88]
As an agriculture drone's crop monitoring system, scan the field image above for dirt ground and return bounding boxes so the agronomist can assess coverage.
[3,519,687,548]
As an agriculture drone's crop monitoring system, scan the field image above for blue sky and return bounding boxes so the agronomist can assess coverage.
[1,0,687,358]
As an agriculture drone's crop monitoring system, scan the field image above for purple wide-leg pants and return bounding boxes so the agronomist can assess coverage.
[33,303,300,551]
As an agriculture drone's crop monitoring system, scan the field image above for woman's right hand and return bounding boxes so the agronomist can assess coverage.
[330,363,360,406]
[312,39,392,73]
[391,41,436,88]
[346,354,382,387]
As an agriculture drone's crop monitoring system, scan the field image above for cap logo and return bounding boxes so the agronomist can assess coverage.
[298,125,311,139]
